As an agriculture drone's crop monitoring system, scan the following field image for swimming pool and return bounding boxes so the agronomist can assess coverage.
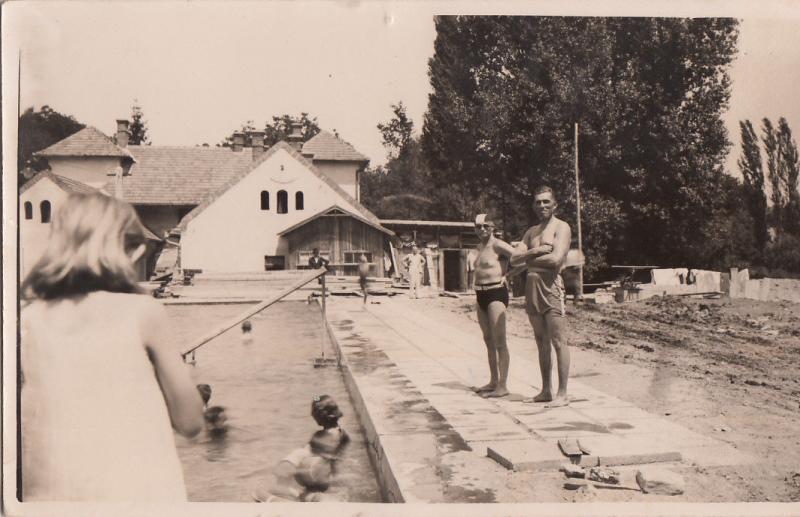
[163,300,382,502]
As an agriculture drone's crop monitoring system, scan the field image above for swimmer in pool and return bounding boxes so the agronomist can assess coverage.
[241,320,253,345]
[196,384,228,436]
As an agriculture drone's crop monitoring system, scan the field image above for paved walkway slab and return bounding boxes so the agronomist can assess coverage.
[325,297,750,502]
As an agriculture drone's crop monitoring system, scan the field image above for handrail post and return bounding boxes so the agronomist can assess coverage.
[321,272,326,320]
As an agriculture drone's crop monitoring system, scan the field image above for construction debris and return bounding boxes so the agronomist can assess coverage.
[588,466,621,485]
[560,463,586,479]
[635,467,685,495]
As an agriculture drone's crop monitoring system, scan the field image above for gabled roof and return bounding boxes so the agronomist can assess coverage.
[178,141,382,230]
[19,171,99,195]
[35,126,135,160]
[279,205,394,236]
[302,130,368,162]
[106,146,255,205]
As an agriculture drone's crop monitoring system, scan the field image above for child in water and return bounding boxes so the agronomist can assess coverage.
[241,319,253,345]
[20,192,204,501]
[253,395,350,502]
[196,383,229,436]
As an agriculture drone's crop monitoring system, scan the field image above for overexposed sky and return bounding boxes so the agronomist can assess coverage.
[3,1,800,172]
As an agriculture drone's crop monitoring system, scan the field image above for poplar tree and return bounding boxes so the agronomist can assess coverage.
[128,101,150,145]
[738,119,768,249]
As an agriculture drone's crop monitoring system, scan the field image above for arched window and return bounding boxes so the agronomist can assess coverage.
[277,190,288,214]
[40,201,51,223]
[295,191,304,210]
[261,191,269,210]
[24,201,33,220]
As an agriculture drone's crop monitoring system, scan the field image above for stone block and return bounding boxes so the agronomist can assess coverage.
[560,463,585,478]
[486,439,566,471]
[635,467,685,495]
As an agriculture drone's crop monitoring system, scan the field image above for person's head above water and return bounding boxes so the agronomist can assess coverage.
[241,320,252,333]
[197,384,212,405]
[311,395,343,429]
[22,192,147,300]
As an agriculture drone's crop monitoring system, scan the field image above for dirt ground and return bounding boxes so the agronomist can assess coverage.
[419,292,800,503]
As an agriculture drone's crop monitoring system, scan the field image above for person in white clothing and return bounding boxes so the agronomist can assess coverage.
[403,244,426,299]
[20,192,204,501]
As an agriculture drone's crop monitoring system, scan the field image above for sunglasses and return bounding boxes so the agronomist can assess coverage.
[475,224,494,230]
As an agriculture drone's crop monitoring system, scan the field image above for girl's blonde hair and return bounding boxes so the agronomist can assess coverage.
[22,192,147,299]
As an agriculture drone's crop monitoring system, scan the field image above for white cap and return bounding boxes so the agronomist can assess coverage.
[475,214,494,226]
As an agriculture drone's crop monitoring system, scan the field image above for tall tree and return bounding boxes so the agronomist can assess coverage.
[377,102,415,161]
[738,119,768,249]
[422,16,739,274]
[777,117,800,236]
[762,118,782,232]
[128,101,150,145]
[17,105,85,184]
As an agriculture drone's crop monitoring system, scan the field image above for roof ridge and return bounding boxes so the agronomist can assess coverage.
[177,141,382,231]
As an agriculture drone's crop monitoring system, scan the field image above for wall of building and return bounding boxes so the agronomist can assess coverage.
[283,215,387,277]
[19,180,67,279]
[47,156,122,189]
[181,147,370,272]
[313,161,358,200]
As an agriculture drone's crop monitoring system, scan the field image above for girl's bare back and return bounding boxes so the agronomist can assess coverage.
[21,292,188,501]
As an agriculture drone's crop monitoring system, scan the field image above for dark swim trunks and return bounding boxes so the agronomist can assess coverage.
[475,285,509,312]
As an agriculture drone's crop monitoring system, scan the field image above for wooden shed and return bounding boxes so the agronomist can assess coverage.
[280,206,394,277]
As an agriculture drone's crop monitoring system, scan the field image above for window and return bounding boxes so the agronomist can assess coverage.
[260,191,269,210]
[24,201,33,220]
[295,191,304,210]
[264,255,285,271]
[40,201,51,223]
[277,190,288,214]
[344,251,372,264]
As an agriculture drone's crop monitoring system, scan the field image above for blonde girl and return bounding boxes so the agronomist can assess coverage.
[20,192,203,501]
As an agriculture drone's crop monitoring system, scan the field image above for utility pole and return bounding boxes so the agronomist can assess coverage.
[574,123,584,300]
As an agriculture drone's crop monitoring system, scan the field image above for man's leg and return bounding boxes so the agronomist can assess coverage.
[483,301,509,398]
[544,312,570,406]
[526,313,553,402]
[472,305,497,393]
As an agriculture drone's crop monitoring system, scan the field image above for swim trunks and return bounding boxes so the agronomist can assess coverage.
[525,270,565,316]
[475,284,509,312]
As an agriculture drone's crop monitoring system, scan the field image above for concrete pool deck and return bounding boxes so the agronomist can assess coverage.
[325,296,751,503]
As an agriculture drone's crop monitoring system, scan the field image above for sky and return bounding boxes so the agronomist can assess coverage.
[3,1,800,173]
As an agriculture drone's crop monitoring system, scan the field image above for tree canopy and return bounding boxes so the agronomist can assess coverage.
[219,113,320,148]
[17,105,85,184]
[418,16,740,276]
[128,101,150,145]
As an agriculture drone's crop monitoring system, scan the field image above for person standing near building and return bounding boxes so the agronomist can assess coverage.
[403,245,426,299]
[511,186,572,408]
[357,254,371,304]
[471,214,516,398]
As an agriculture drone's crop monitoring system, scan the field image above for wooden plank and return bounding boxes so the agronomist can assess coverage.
[180,268,326,357]
[558,438,583,457]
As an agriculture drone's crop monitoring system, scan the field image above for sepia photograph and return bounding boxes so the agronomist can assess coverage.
[2,2,799,516]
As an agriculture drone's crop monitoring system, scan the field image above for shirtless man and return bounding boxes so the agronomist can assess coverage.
[511,186,572,407]
[471,214,516,398]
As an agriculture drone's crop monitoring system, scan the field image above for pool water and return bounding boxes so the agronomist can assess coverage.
[163,301,382,502]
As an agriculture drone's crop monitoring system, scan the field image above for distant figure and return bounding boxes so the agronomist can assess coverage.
[197,383,212,408]
[241,319,253,345]
[470,214,516,399]
[511,185,572,408]
[20,192,204,501]
[403,245,426,299]
[357,254,371,304]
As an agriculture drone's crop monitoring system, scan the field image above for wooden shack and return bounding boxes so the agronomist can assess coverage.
[380,219,478,292]
[280,206,394,277]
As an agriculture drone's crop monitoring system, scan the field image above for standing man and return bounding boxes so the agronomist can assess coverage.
[471,214,516,398]
[403,245,426,299]
[308,248,330,291]
[357,254,371,304]
[512,186,572,407]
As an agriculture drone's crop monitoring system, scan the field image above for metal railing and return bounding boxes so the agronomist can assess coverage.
[180,268,328,360]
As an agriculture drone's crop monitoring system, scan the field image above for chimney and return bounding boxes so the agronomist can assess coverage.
[116,119,130,148]
[250,131,265,161]
[286,120,304,151]
[232,132,245,152]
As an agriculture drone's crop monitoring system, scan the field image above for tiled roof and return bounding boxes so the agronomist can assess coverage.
[280,205,394,236]
[302,130,368,162]
[35,126,134,159]
[19,171,99,195]
[107,146,256,205]
[178,141,382,230]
